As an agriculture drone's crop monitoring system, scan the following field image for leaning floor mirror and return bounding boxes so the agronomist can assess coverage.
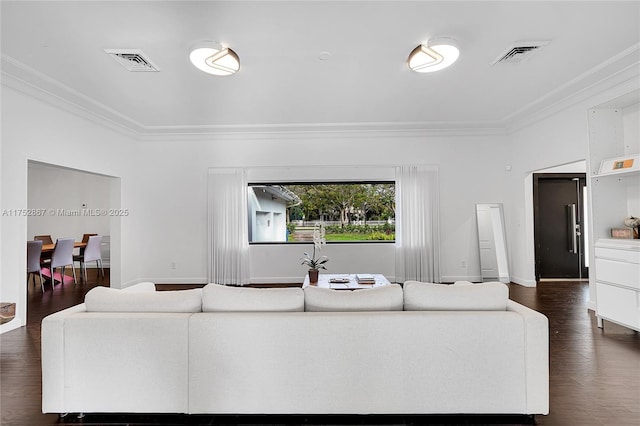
[476,203,510,283]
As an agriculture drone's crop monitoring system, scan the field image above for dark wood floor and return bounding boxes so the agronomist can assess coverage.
[1,273,639,425]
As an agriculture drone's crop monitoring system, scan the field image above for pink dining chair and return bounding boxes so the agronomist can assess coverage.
[42,238,77,285]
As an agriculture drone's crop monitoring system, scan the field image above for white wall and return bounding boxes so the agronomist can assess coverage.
[27,162,112,242]
[0,85,137,333]
[623,103,640,151]
[133,134,511,284]
[623,103,640,217]
[508,81,640,294]
[509,107,598,287]
[5,68,636,334]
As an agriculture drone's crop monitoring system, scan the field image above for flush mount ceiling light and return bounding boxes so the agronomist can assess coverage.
[407,38,459,73]
[189,41,240,76]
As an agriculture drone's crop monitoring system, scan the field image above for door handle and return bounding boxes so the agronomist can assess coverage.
[566,204,578,253]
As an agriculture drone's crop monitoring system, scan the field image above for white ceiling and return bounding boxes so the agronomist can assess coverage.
[1,1,639,136]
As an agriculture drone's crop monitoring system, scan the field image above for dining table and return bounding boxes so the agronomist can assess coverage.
[37,241,87,285]
[41,242,86,253]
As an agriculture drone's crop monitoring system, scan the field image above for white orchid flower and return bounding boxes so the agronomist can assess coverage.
[313,222,326,250]
[302,222,329,271]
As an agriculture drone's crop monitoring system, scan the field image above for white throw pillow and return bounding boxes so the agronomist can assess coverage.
[304,284,403,312]
[85,286,203,312]
[202,283,304,312]
[403,281,509,311]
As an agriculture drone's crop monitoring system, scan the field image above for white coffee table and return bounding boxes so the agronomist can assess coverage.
[302,273,392,289]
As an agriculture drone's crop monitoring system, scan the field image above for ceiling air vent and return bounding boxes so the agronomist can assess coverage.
[104,49,160,72]
[492,41,550,65]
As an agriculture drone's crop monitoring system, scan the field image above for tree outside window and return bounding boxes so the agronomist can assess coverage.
[248,182,395,243]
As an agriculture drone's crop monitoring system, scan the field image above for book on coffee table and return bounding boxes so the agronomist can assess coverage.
[355,274,375,284]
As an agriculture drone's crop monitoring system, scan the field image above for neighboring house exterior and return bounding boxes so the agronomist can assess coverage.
[248,186,300,242]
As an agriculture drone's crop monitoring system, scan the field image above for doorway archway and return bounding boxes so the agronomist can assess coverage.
[26,160,120,322]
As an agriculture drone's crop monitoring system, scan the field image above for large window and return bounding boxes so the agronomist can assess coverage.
[248,182,395,243]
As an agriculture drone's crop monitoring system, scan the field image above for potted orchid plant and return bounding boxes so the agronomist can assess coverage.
[301,222,329,284]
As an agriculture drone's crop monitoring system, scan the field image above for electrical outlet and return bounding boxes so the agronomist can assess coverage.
[460,260,467,268]
[171,262,176,270]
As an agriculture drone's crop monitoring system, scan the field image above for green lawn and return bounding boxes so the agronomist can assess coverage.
[289,233,395,242]
[325,233,365,241]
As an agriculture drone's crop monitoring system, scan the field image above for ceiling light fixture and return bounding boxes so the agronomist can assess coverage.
[407,38,459,73]
[189,41,240,76]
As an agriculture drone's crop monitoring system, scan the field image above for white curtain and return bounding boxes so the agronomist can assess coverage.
[207,168,250,285]
[395,165,441,283]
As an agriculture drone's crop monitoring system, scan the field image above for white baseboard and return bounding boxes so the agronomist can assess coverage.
[123,276,302,286]
[0,319,23,334]
[510,276,537,287]
[442,275,538,287]
[146,277,209,285]
[250,276,305,285]
[119,278,208,288]
[440,275,482,283]
[119,279,145,289]
[80,262,110,268]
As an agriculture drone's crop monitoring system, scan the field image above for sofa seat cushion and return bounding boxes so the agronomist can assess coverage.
[304,284,403,312]
[403,281,509,311]
[85,286,203,312]
[202,284,304,312]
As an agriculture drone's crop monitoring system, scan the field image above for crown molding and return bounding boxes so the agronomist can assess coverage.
[1,54,141,139]
[136,122,508,142]
[2,44,639,141]
[505,43,640,133]
[0,54,507,139]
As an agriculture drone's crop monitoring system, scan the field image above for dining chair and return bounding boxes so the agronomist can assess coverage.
[76,233,97,256]
[81,233,98,243]
[27,240,45,292]
[34,235,54,245]
[35,235,54,261]
[74,235,103,282]
[43,238,77,285]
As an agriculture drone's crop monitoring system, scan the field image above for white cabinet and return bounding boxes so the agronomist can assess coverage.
[594,239,640,331]
[587,91,640,331]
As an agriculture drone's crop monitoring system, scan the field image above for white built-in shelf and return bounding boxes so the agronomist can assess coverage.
[595,238,640,251]
[592,169,640,179]
[588,92,640,334]
[593,154,640,177]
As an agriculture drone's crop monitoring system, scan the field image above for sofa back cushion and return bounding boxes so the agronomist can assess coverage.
[403,281,509,311]
[122,281,157,292]
[202,283,304,312]
[85,286,203,312]
[304,284,403,312]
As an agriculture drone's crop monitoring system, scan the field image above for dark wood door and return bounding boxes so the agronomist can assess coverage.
[534,174,588,280]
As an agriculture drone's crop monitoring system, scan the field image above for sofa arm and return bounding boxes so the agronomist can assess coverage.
[507,300,549,415]
[41,303,87,413]
[42,283,155,413]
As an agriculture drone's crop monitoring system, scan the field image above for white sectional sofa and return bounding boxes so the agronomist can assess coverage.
[41,281,549,417]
